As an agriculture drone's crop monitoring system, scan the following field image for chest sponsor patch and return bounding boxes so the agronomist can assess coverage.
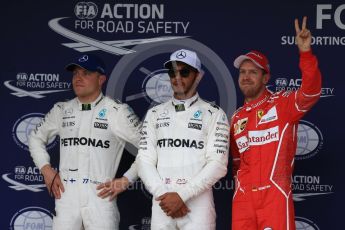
[175,104,185,112]
[63,108,73,116]
[94,122,108,129]
[248,126,279,145]
[234,117,248,135]
[258,106,278,125]
[257,109,264,119]
[157,138,204,149]
[235,126,279,153]
[156,122,170,129]
[235,136,249,153]
[62,121,75,127]
[188,122,202,130]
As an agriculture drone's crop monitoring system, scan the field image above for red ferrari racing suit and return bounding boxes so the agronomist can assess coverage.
[230,51,322,230]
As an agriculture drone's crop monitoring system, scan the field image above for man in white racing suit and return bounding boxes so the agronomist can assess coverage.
[137,49,229,229]
[29,53,141,230]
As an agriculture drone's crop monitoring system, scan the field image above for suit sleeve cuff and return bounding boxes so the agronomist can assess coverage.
[123,162,138,184]
[300,50,313,57]
[176,189,191,203]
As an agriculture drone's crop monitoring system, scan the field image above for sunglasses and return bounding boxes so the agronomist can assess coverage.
[167,68,193,78]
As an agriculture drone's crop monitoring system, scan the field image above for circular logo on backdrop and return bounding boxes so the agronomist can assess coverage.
[142,69,173,103]
[295,120,323,160]
[12,113,58,151]
[128,216,151,230]
[9,207,53,230]
[74,2,98,19]
[295,216,320,230]
[106,38,237,157]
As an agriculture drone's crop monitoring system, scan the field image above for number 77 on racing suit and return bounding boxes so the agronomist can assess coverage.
[29,53,142,230]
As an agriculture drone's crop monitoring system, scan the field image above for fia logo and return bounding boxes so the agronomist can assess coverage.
[74,2,98,19]
[275,78,288,87]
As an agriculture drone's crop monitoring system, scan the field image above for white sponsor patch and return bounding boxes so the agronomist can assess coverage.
[234,117,248,135]
[248,126,279,145]
[235,126,280,153]
[235,136,249,153]
[258,106,278,125]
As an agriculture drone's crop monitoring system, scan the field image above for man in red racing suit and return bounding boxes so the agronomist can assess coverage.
[230,17,322,230]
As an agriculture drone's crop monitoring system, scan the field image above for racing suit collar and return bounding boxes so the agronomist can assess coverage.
[77,93,104,111]
[244,88,272,111]
[172,93,199,110]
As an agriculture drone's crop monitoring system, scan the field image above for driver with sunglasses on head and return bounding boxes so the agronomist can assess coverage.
[137,49,229,230]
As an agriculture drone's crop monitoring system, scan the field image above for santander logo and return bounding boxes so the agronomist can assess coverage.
[236,136,249,153]
[236,126,279,153]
